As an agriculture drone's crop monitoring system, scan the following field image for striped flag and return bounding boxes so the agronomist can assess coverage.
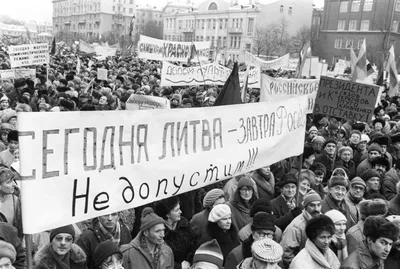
[295,41,311,78]
[350,47,357,76]
[386,45,399,96]
[187,43,197,64]
[352,38,367,81]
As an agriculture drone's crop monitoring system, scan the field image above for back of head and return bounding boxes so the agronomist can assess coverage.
[251,238,283,264]
[193,239,223,269]
[250,198,272,217]
[359,199,388,220]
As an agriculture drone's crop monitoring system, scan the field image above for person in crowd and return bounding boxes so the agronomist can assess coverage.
[0,130,18,168]
[297,169,315,204]
[0,241,16,269]
[121,207,174,269]
[356,143,382,176]
[77,212,132,269]
[154,196,198,269]
[346,130,361,152]
[321,176,350,226]
[344,177,366,227]
[309,162,327,198]
[190,188,225,237]
[198,204,239,264]
[320,116,340,140]
[371,156,390,178]
[315,139,337,181]
[360,169,382,199]
[280,191,322,268]
[0,222,26,269]
[237,238,283,269]
[290,145,315,175]
[311,136,326,155]
[270,174,302,232]
[381,159,400,200]
[334,146,356,180]
[251,166,275,201]
[191,239,223,269]
[223,174,257,202]
[289,215,340,269]
[388,182,400,215]
[33,225,86,269]
[341,216,399,269]
[93,241,123,269]
[388,133,400,162]
[325,209,348,262]
[353,134,370,167]
[307,126,318,143]
[346,198,388,254]
[371,135,393,168]
[226,176,257,231]
[0,167,21,236]
[385,215,400,268]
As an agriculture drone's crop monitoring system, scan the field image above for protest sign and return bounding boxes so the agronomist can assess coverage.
[0,69,36,80]
[260,74,319,113]
[8,43,49,68]
[18,97,308,233]
[333,59,347,76]
[314,76,380,122]
[94,45,117,57]
[126,94,171,110]
[244,51,290,70]
[138,35,211,62]
[79,40,95,54]
[97,68,107,80]
[161,62,260,88]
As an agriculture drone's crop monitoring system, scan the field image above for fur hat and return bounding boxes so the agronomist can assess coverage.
[154,196,179,220]
[302,190,322,207]
[250,199,272,217]
[371,156,390,170]
[237,176,254,190]
[7,130,18,143]
[0,241,16,263]
[208,204,231,223]
[364,216,400,241]
[361,169,381,182]
[305,215,334,239]
[59,99,75,111]
[193,239,223,268]
[368,143,382,153]
[323,139,337,149]
[251,238,283,263]
[13,78,26,89]
[350,177,366,190]
[93,241,122,268]
[360,134,370,143]
[203,189,225,209]
[251,212,276,232]
[372,135,390,146]
[140,207,165,232]
[325,209,347,224]
[279,173,297,188]
[1,110,16,124]
[308,126,318,134]
[359,199,388,219]
[309,162,327,176]
[50,224,75,242]
[328,176,349,189]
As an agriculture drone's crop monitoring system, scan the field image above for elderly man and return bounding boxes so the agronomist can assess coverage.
[315,139,337,181]
[344,177,366,227]
[357,143,382,176]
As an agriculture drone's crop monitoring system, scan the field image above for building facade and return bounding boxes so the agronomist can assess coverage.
[135,4,163,39]
[319,0,400,65]
[163,0,313,61]
[52,0,136,41]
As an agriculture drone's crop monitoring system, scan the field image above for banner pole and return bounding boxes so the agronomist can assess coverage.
[296,153,303,207]
[25,234,33,269]
[196,50,207,92]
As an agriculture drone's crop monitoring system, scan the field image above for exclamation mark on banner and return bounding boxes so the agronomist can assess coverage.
[246,147,259,169]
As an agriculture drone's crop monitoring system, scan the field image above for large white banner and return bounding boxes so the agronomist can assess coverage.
[18,98,308,233]
[260,74,319,113]
[8,43,49,68]
[244,51,290,70]
[161,61,261,88]
[0,69,36,80]
[138,35,211,62]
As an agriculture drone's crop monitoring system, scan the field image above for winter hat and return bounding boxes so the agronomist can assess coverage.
[50,225,75,242]
[93,241,122,268]
[312,136,326,144]
[237,176,253,189]
[368,143,382,153]
[140,207,165,232]
[350,177,367,190]
[0,241,16,263]
[251,212,276,232]
[328,176,349,189]
[364,216,400,242]
[7,130,18,143]
[193,239,223,268]
[309,162,327,176]
[208,204,231,223]
[371,156,390,170]
[1,110,17,123]
[250,199,272,217]
[372,135,390,146]
[338,146,353,156]
[302,190,322,207]
[359,199,388,219]
[308,126,318,134]
[279,173,297,188]
[59,99,75,111]
[325,209,347,224]
[350,130,362,138]
[392,134,400,144]
[360,134,370,143]
[303,145,315,159]
[323,138,337,149]
[203,189,225,209]
[305,215,334,239]
[361,169,381,182]
[154,196,179,220]
[251,238,283,263]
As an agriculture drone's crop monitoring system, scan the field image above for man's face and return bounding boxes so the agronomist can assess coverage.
[340,150,352,163]
[358,141,368,150]
[369,151,381,161]
[325,143,336,156]
[350,134,360,144]
[305,155,315,166]
[374,164,387,177]
[366,177,380,191]
[329,185,347,202]
[380,144,387,154]
[309,131,318,140]
[305,201,321,217]
[313,141,323,152]
[144,223,165,245]
[8,140,18,154]
[349,184,365,199]
[375,122,383,131]
[51,233,73,256]
[281,183,296,200]
[252,229,275,241]
[369,237,393,260]
[98,213,119,231]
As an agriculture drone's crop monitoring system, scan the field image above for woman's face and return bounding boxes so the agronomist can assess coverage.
[374,122,383,131]
[313,230,332,252]
[51,233,73,256]
[100,254,123,269]
[167,203,182,224]
[334,220,347,236]
[217,214,232,231]
[9,117,17,126]
[0,100,9,109]
[239,186,253,201]
[299,179,310,193]
[39,97,46,104]
[99,96,108,106]
[340,150,352,163]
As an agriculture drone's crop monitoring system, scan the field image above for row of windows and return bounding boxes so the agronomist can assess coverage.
[53,14,100,23]
[113,0,134,4]
[279,5,293,15]
[112,6,134,14]
[334,38,364,49]
[164,35,242,49]
[337,19,370,31]
[165,18,254,34]
[339,0,373,13]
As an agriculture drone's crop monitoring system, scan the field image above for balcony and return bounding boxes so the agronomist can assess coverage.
[182,27,194,33]
[78,20,86,24]
[64,21,71,25]
[227,27,243,34]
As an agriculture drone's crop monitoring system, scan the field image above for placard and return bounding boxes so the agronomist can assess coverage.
[314,76,380,122]
[97,68,108,80]
[244,51,290,70]
[126,94,171,110]
[8,43,49,68]
[18,97,308,233]
[0,69,36,80]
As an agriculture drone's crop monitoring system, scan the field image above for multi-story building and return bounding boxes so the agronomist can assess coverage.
[319,0,400,65]
[135,4,163,40]
[52,0,136,41]
[163,0,313,61]
[0,22,37,42]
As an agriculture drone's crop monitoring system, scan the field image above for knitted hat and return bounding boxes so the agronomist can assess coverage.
[350,177,367,190]
[0,241,16,263]
[308,126,318,134]
[251,238,283,263]
[360,134,370,143]
[208,204,231,223]
[140,207,165,232]
[359,199,388,219]
[93,241,122,268]
[328,176,349,189]
[350,130,362,138]
[203,189,225,209]
[251,212,276,232]
[193,239,223,268]
[302,190,322,207]
[361,169,381,182]
[279,173,297,188]
[154,196,179,220]
[371,156,390,170]
[323,138,337,149]
[364,216,400,241]
[325,209,347,224]
[309,162,327,176]
[368,143,382,153]
[305,215,334,239]
[50,225,75,242]
[237,176,253,189]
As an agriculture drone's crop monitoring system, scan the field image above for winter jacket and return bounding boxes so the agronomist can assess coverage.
[353,149,368,168]
[189,209,209,237]
[388,194,400,216]
[315,152,335,181]
[0,222,26,269]
[356,158,372,177]
[76,218,132,269]
[270,195,299,231]
[340,240,382,269]
[226,197,253,231]
[0,193,23,238]
[346,221,364,254]
[289,239,340,269]
[344,192,363,228]
[121,231,174,269]
[251,171,274,200]
[321,194,352,229]
[334,159,356,180]
[381,168,400,200]
[384,248,400,269]
[33,244,86,269]
[225,236,253,269]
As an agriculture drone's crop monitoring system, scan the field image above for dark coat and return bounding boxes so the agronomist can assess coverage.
[251,171,274,200]
[315,151,335,181]
[270,195,297,231]
[0,222,26,269]
[334,159,356,180]
[340,240,380,269]
[76,218,132,269]
[224,236,253,269]
[388,194,400,216]
[381,168,400,200]
[33,244,86,269]
[321,194,352,230]
[189,209,209,237]
[384,249,400,269]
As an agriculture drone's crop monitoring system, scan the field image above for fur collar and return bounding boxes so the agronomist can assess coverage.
[34,244,86,269]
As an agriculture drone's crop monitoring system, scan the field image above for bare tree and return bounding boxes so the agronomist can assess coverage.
[290,26,311,58]
[252,27,266,56]
[252,20,288,57]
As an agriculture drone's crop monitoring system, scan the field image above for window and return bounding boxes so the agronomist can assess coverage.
[217,36,221,46]
[363,0,373,11]
[211,37,215,47]
[396,0,400,11]
[208,2,218,10]
[349,20,357,30]
[288,7,292,15]
[334,38,342,49]
[230,36,233,48]
[345,38,354,48]
[113,6,115,11]
[202,19,205,29]
[351,0,360,12]
[178,20,182,29]
[337,20,346,30]
[223,36,227,47]
[238,37,241,49]
[340,1,348,13]
[248,18,254,36]
[360,20,370,31]
[392,20,399,32]
[233,36,237,48]
[130,0,133,4]
[232,18,235,28]
[225,19,228,29]
[219,19,223,29]
[213,19,216,29]
[246,43,251,51]
[280,5,283,13]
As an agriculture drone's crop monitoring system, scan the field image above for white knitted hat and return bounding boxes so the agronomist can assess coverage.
[208,204,231,223]
[251,238,283,263]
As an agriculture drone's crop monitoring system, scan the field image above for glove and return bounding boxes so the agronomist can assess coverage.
[291,207,302,218]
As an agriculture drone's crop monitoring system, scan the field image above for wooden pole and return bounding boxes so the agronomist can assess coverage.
[296,153,303,207]
[25,234,33,269]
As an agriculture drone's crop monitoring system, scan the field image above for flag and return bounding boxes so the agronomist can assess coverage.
[129,15,136,37]
[350,47,357,76]
[76,56,81,74]
[295,41,311,78]
[386,45,399,96]
[241,66,250,102]
[50,37,56,55]
[25,26,33,43]
[188,43,197,64]
[352,38,367,81]
[214,62,242,106]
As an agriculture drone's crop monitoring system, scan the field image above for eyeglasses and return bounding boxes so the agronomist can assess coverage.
[102,259,123,269]
[240,188,253,193]
[332,186,347,193]
[256,231,274,239]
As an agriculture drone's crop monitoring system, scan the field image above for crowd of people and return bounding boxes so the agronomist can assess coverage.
[0,50,400,269]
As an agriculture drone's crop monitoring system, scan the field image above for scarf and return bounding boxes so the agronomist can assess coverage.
[348,191,363,204]
[50,247,71,269]
[282,195,296,211]
[330,234,348,263]
[98,221,121,246]
[140,233,161,269]
[305,239,340,269]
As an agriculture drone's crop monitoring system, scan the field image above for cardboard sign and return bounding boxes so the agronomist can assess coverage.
[126,94,171,110]
[97,68,108,80]
[260,74,319,113]
[314,76,380,122]
[8,43,49,68]
[0,69,36,80]
[138,35,211,62]
[244,51,290,70]
[18,97,308,233]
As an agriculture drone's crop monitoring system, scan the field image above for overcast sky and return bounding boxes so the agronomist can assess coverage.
[1,0,324,24]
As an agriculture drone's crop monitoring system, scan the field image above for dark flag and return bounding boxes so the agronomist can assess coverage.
[188,43,196,64]
[50,37,56,55]
[214,62,242,106]
[129,15,136,37]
